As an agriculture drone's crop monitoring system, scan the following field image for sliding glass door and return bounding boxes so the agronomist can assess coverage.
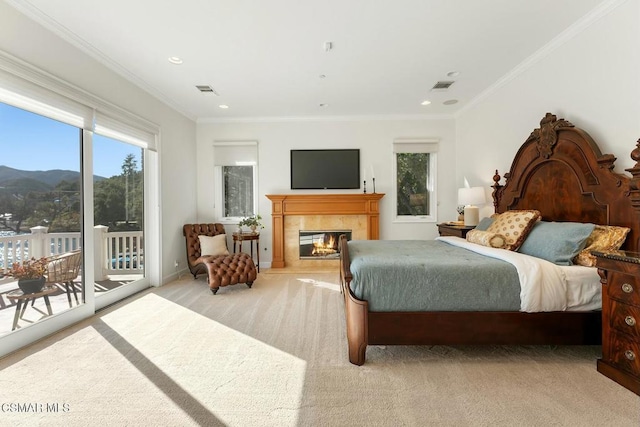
[0,105,153,337]
[0,102,84,336]
[92,134,146,306]
[0,51,158,357]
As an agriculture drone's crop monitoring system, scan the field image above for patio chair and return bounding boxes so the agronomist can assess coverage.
[183,223,257,294]
[44,249,82,307]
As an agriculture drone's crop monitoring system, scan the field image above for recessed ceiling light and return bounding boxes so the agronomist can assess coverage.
[168,56,183,65]
[219,104,229,109]
[421,100,431,106]
[443,99,458,105]
[446,71,460,77]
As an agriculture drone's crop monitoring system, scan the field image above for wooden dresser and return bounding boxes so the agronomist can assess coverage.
[593,250,640,395]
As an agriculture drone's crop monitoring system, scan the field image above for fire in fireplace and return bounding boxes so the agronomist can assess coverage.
[299,230,352,259]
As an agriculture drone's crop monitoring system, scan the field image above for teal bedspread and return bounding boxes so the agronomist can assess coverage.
[347,240,521,312]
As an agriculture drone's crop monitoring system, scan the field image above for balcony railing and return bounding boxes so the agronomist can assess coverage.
[0,226,144,278]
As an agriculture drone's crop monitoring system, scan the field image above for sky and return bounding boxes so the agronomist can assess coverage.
[0,102,141,178]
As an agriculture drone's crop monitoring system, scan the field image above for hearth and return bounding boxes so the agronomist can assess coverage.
[267,193,384,268]
[299,230,351,259]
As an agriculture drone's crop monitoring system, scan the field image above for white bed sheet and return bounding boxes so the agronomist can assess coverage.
[559,264,601,311]
[437,236,601,312]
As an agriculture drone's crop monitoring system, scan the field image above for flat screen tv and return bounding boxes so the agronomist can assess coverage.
[290,149,360,190]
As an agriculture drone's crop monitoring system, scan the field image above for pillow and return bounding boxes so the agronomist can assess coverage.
[475,217,494,231]
[485,210,541,251]
[198,234,229,256]
[466,229,507,249]
[517,221,595,265]
[574,225,630,267]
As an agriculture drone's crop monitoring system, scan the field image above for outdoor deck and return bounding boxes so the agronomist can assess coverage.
[0,274,141,335]
[0,227,145,335]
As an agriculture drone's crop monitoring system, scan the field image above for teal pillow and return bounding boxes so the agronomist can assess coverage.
[518,221,595,266]
[475,217,494,231]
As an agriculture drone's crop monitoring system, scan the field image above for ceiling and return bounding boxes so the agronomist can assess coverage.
[10,0,606,121]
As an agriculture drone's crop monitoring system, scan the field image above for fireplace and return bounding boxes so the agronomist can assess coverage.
[299,230,351,260]
[266,193,384,268]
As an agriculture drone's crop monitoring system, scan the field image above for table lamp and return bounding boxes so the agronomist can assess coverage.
[457,186,486,226]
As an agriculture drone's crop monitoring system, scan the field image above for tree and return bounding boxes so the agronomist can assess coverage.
[121,154,136,224]
[396,153,429,216]
[94,154,143,231]
[0,154,143,234]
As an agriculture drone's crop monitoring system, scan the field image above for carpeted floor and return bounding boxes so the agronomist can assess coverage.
[0,271,638,426]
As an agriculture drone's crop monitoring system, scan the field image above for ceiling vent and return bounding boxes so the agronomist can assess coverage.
[195,85,219,95]
[431,81,455,91]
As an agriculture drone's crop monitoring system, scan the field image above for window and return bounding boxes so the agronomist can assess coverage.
[0,102,85,335]
[93,135,145,289]
[223,165,254,217]
[213,141,258,220]
[393,138,438,222]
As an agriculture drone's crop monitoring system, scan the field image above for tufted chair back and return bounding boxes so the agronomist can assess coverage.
[183,223,226,275]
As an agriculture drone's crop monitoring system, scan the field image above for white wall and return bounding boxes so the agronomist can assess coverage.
[456,0,640,220]
[0,3,198,284]
[196,117,456,265]
[6,0,632,276]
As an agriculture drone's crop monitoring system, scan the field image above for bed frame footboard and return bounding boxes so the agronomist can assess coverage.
[340,234,369,365]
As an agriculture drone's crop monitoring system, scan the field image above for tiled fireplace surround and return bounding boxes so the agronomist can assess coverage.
[266,193,384,268]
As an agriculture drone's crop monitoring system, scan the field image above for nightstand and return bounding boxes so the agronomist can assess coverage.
[593,250,640,396]
[437,223,475,238]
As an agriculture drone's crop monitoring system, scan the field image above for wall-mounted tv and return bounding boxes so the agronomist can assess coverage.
[290,149,360,190]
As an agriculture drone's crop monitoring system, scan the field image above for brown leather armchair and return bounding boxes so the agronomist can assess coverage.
[183,223,257,294]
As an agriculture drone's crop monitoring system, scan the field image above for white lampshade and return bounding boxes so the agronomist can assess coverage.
[457,187,486,226]
[458,187,486,206]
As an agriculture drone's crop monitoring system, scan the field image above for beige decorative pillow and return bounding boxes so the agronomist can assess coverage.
[198,234,229,256]
[574,225,630,267]
[466,229,507,249]
[485,210,541,251]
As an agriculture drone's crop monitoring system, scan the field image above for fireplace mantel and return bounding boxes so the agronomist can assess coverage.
[266,193,385,268]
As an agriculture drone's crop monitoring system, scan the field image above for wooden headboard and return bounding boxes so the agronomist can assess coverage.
[492,112,640,252]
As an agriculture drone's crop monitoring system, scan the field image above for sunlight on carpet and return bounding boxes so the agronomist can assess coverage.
[99,293,307,426]
[297,277,341,292]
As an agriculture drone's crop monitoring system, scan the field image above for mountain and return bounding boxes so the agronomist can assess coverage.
[0,177,53,193]
[0,165,106,189]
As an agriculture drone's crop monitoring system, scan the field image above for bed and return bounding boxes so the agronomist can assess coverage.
[339,112,640,365]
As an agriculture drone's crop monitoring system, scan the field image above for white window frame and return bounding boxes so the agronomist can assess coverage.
[392,138,439,223]
[212,141,259,223]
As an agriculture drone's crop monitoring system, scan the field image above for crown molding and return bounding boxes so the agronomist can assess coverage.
[455,0,627,118]
[6,0,196,122]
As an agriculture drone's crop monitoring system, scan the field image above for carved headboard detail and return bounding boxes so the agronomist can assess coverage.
[492,113,640,252]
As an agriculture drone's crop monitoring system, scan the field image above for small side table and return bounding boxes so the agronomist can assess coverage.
[233,232,260,272]
[437,223,476,238]
[6,284,58,330]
